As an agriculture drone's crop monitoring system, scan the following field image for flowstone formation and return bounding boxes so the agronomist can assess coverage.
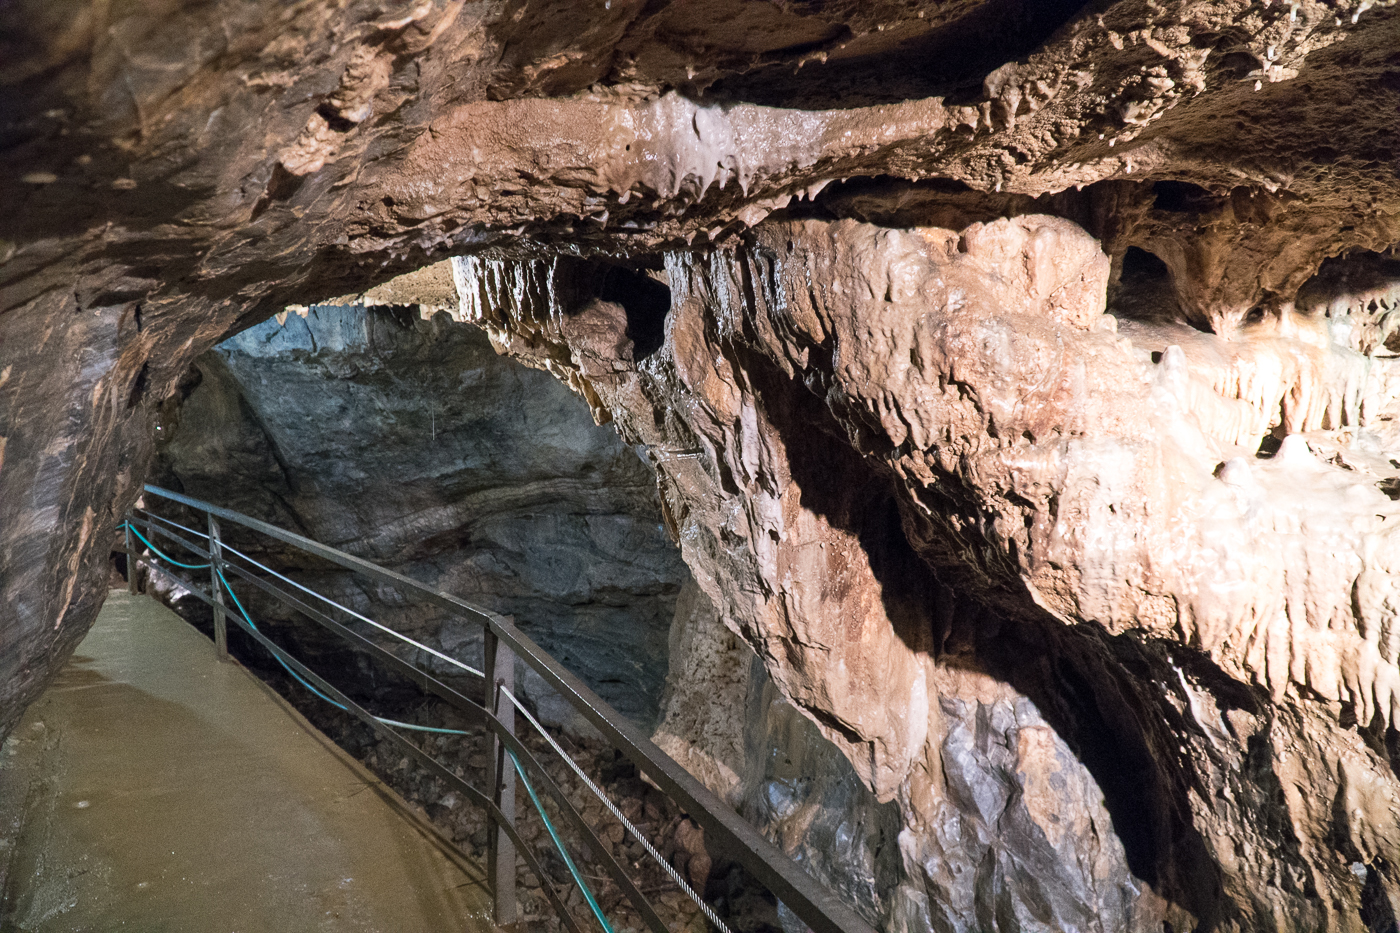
[453,208,1400,928]
[4,0,1400,929]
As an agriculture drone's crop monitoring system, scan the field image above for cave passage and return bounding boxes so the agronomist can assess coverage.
[6,1,1400,931]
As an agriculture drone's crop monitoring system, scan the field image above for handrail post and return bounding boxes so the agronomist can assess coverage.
[484,627,517,928]
[124,514,139,595]
[208,515,229,662]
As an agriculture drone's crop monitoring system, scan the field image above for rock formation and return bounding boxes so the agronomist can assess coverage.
[659,578,1166,931]
[452,206,1400,926]
[4,0,1400,928]
[149,303,687,727]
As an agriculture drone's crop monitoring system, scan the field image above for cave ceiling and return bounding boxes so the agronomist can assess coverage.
[3,0,1398,316]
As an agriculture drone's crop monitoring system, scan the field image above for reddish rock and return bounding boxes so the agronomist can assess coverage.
[4,1,1400,928]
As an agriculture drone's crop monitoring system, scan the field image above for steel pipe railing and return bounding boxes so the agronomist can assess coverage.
[123,483,877,933]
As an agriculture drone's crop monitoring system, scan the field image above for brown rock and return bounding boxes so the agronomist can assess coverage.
[672,818,711,896]
[5,1,1400,929]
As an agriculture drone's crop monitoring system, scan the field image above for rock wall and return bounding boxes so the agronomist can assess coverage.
[657,580,1164,932]
[455,208,1400,929]
[652,578,754,809]
[4,0,1400,929]
[150,304,687,727]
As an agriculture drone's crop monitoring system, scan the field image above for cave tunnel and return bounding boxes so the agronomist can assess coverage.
[5,1,1400,932]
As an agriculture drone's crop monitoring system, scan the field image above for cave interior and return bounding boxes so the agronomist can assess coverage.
[4,0,1400,930]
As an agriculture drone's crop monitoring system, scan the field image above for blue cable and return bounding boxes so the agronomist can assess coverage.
[510,748,616,933]
[158,542,608,925]
[215,565,348,710]
[213,566,472,736]
[375,717,473,736]
[128,519,473,736]
[123,523,212,570]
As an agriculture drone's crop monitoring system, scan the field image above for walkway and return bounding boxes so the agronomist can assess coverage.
[0,590,495,933]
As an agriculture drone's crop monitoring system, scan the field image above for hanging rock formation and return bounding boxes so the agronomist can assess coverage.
[4,0,1400,928]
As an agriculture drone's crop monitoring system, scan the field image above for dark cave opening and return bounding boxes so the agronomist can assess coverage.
[1119,245,1171,288]
[1107,245,1196,328]
[597,264,672,361]
[1151,180,1219,214]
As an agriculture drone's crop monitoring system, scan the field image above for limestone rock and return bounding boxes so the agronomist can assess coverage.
[651,577,753,809]
[151,305,686,726]
[5,0,1400,928]
[455,212,1400,927]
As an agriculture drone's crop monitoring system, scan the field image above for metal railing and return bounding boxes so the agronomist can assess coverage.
[122,484,874,933]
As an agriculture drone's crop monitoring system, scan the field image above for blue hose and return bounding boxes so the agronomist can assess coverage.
[124,523,212,570]
[159,542,609,928]
[214,565,348,709]
[213,566,473,737]
[510,748,616,933]
[129,520,475,737]
[374,717,473,736]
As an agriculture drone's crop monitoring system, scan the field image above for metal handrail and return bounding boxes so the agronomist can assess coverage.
[127,484,876,933]
[124,513,655,933]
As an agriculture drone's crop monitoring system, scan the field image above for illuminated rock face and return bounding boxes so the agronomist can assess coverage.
[455,214,1400,928]
[4,0,1400,927]
[657,578,1171,932]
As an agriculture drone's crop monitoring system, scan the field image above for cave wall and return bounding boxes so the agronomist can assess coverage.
[4,0,1400,929]
[150,303,687,726]
[454,209,1400,928]
[658,578,1167,932]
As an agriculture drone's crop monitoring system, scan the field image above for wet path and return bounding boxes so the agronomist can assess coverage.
[0,590,495,932]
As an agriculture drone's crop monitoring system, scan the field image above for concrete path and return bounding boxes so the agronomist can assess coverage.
[0,590,495,933]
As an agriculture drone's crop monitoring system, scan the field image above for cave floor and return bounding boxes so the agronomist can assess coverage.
[0,590,495,932]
